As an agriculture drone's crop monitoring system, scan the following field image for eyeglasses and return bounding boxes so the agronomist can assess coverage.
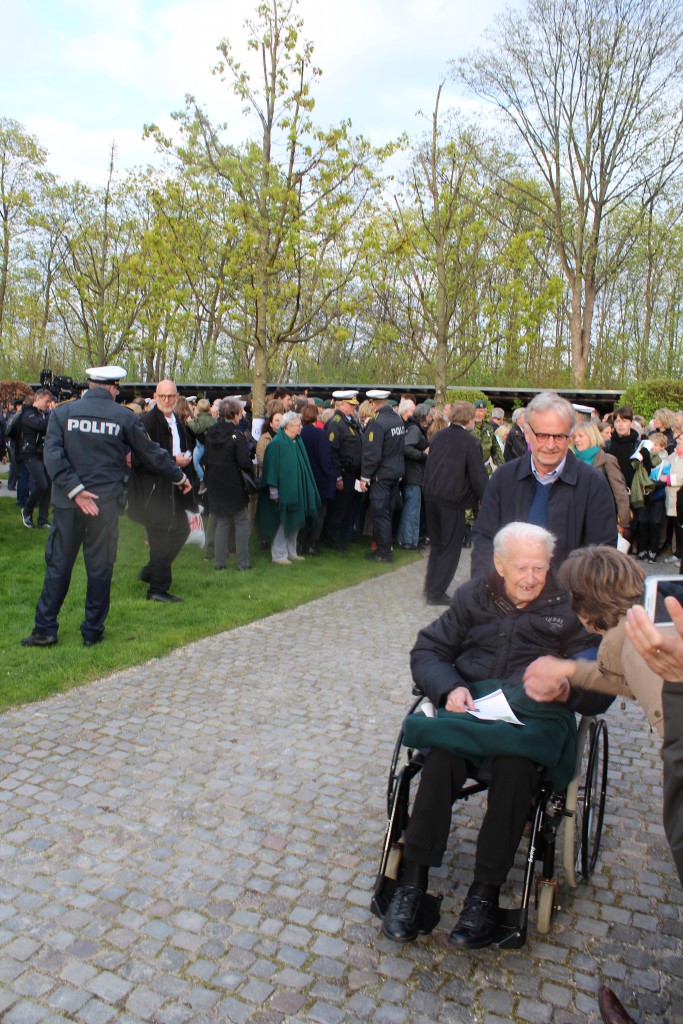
[157,393,177,400]
[526,423,571,444]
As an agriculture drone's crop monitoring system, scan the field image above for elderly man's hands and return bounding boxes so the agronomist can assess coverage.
[626,599,683,683]
[445,686,476,713]
[523,656,573,703]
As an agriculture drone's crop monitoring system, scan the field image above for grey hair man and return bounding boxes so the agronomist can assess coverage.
[471,391,617,577]
[504,406,527,462]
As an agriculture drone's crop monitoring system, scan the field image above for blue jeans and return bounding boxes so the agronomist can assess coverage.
[397,484,422,546]
[193,442,205,481]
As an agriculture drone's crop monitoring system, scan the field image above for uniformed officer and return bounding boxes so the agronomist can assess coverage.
[21,366,191,648]
[322,389,363,552]
[472,399,496,468]
[360,389,405,563]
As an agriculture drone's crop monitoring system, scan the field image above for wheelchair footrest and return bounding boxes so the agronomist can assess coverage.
[489,907,528,950]
[371,882,442,936]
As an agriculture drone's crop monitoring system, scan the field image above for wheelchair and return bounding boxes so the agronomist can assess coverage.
[371,693,609,947]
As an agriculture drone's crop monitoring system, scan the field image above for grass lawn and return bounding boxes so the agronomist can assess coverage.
[0,497,421,712]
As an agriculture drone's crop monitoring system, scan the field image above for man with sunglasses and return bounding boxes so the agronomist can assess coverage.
[471,391,617,577]
[22,366,191,648]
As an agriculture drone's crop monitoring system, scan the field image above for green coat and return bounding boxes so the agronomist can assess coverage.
[402,679,578,791]
[256,428,320,539]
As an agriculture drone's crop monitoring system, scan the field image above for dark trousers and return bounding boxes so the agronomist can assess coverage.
[143,510,190,595]
[404,747,540,887]
[34,500,120,641]
[24,457,52,524]
[324,471,357,547]
[424,502,465,599]
[299,500,328,550]
[369,478,399,558]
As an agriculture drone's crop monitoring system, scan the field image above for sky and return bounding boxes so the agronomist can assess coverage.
[1,0,513,185]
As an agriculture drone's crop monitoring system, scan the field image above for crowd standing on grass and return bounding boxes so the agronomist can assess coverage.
[4,374,683,647]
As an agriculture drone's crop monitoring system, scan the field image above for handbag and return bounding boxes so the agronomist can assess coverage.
[241,469,259,496]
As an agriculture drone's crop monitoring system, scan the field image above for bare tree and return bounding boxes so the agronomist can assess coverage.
[458,0,683,385]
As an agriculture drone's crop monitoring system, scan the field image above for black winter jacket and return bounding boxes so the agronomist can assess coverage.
[403,417,429,486]
[361,405,405,482]
[203,419,254,515]
[422,424,488,508]
[411,573,601,711]
[471,451,617,577]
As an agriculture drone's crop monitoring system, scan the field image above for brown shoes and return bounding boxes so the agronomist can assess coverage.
[598,987,639,1024]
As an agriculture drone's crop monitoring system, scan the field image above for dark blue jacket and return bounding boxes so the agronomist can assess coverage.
[301,424,337,501]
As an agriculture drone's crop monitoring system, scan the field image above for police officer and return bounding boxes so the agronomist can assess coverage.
[322,390,363,552]
[21,366,191,648]
[360,389,405,562]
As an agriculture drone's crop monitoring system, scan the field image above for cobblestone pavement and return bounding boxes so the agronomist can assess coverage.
[1,551,682,1024]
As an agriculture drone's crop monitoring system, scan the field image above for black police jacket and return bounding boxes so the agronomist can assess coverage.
[325,411,362,476]
[44,389,184,509]
[21,406,49,459]
[361,406,405,482]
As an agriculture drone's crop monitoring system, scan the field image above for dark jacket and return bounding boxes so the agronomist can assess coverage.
[663,682,683,887]
[44,388,184,509]
[325,410,362,477]
[504,422,527,461]
[422,424,488,509]
[203,419,254,515]
[361,405,405,482]
[21,406,50,459]
[128,405,196,523]
[403,417,430,486]
[301,424,337,501]
[606,428,641,487]
[470,451,617,577]
[411,573,598,709]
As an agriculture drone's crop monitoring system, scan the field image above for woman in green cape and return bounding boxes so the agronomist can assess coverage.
[257,411,320,564]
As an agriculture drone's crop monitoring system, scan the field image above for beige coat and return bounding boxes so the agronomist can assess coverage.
[572,618,664,737]
[665,449,683,516]
[592,449,631,529]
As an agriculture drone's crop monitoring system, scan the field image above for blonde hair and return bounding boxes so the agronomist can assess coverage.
[573,422,604,449]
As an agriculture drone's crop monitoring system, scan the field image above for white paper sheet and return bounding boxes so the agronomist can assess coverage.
[466,688,524,726]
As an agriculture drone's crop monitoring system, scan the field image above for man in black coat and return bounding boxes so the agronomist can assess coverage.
[422,401,488,604]
[20,388,53,529]
[128,379,197,603]
[323,390,363,551]
[472,392,617,577]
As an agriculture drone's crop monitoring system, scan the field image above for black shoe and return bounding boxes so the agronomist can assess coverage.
[83,635,104,648]
[237,565,252,571]
[448,895,500,949]
[364,551,393,563]
[21,510,34,529]
[21,630,58,647]
[215,565,227,571]
[647,551,657,563]
[637,550,649,560]
[147,592,183,603]
[37,521,50,529]
[426,593,451,605]
[381,885,425,943]
[396,542,418,550]
[305,546,322,556]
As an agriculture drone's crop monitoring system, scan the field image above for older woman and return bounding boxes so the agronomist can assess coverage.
[203,399,255,572]
[381,522,603,949]
[257,411,320,565]
[572,421,630,533]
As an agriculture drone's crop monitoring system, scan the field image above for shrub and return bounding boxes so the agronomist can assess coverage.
[618,379,683,422]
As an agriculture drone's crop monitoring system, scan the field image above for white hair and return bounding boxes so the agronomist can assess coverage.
[512,407,526,424]
[280,410,301,430]
[493,522,556,561]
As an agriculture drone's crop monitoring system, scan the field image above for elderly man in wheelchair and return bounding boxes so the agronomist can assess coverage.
[376,521,611,949]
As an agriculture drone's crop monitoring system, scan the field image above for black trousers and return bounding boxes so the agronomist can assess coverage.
[143,510,190,595]
[34,500,120,641]
[369,478,399,558]
[323,471,357,547]
[25,456,52,524]
[403,746,540,887]
[424,502,465,599]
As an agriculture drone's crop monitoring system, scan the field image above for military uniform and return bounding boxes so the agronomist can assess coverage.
[361,395,405,561]
[23,368,186,647]
[323,392,363,549]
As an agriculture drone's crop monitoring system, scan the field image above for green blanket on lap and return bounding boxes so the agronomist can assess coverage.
[402,679,578,792]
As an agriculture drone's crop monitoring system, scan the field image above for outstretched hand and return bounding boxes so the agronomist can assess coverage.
[625,599,683,683]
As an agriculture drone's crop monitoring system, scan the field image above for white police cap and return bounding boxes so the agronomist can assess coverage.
[366,389,391,400]
[332,389,359,400]
[86,365,127,384]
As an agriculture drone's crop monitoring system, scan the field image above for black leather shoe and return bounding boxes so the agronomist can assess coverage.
[598,986,639,1024]
[364,551,393,563]
[147,592,183,603]
[83,635,104,648]
[381,885,425,943]
[21,631,58,647]
[426,593,451,605]
[448,895,500,949]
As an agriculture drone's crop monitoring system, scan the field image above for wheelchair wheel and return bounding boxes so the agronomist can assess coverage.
[563,718,609,886]
[386,695,430,817]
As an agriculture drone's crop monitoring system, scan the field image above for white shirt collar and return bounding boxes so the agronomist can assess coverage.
[530,454,566,485]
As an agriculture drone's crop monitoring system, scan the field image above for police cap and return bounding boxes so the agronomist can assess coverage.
[86,365,127,384]
[332,390,359,404]
[366,389,391,400]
